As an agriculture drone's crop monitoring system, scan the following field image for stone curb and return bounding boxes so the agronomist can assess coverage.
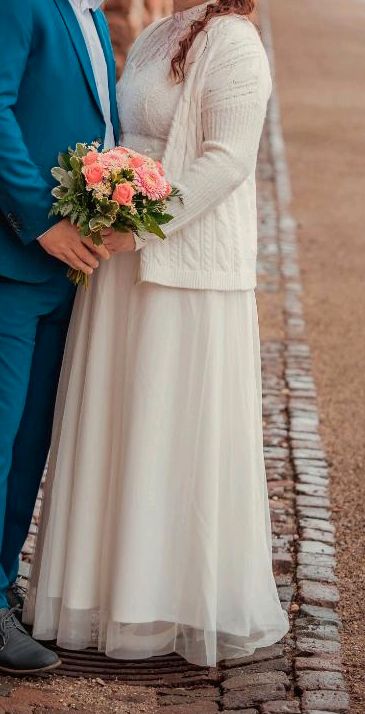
[260,1,350,712]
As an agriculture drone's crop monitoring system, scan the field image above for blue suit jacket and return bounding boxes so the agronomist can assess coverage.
[0,0,119,282]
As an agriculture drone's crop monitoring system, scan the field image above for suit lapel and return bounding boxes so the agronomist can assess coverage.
[92,11,120,142]
[53,0,103,118]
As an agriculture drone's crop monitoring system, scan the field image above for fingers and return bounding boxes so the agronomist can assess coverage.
[81,236,110,260]
[67,251,95,275]
[103,230,135,253]
[91,243,110,260]
[74,243,100,270]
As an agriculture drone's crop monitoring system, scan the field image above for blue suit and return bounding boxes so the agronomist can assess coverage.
[0,0,119,605]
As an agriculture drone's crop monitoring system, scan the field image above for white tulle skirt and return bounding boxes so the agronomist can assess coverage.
[23,251,288,667]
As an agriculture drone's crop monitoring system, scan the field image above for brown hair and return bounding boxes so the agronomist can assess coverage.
[171,0,256,82]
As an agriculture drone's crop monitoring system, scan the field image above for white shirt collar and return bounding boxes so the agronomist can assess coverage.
[71,0,104,13]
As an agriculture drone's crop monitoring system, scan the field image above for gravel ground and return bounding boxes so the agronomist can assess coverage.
[0,676,158,713]
[268,0,365,710]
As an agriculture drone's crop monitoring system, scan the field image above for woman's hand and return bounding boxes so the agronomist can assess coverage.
[101,229,135,254]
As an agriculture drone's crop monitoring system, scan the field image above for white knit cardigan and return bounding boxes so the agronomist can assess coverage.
[135,15,272,291]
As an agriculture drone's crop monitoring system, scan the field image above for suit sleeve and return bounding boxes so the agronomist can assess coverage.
[0,1,60,245]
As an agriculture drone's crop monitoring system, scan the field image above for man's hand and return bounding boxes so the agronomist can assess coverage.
[101,229,136,255]
[39,219,110,275]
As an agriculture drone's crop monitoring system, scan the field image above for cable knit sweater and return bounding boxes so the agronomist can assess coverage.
[119,5,272,290]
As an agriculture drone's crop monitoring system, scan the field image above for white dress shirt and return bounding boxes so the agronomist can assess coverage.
[69,0,115,149]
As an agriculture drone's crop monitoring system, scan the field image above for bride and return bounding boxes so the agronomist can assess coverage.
[24,0,289,667]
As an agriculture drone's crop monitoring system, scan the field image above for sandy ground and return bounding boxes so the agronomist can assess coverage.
[267,0,365,710]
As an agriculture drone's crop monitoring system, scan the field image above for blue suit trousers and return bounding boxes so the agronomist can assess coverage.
[0,275,75,606]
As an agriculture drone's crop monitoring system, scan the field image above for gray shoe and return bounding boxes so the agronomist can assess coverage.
[0,608,61,674]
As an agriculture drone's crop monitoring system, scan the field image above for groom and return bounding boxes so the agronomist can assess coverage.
[0,0,119,673]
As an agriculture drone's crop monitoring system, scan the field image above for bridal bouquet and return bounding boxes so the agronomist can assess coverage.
[50,142,177,286]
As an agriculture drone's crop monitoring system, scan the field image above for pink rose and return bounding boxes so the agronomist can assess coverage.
[112,182,135,206]
[83,151,99,166]
[83,164,104,186]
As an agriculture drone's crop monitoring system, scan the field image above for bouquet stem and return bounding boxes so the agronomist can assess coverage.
[67,230,103,288]
[67,268,91,288]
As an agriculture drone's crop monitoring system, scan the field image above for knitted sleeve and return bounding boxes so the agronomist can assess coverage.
[135,19,271,249]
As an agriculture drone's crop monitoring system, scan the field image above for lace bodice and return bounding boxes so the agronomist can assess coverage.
[118,3,210,158]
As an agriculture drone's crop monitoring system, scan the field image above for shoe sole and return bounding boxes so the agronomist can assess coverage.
[0,658,62,675]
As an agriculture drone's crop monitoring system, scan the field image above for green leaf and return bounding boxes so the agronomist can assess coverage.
[59,202,74,217]
[150,212,174,225]
[51,186,68,199]
[75,143,88,158]
[89,215,115,231]
[70,156,82,173]
[57,152,69,170]
[143,214,166,239]
[51,167,70,186]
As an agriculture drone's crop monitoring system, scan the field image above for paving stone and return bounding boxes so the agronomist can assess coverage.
[296,638,341,657]
[272,535,295,549]
[261,702,301,713]
[224,710,258,714]
[273,552,293,575]
[290,431,321,442]
[292,449,327,461]
[222,644,284,668]
[295,466,328,479]
[222,671,289,690]
[297,553,335,568]
[297,474,329,486]
[296,484,328,497]
[295,656,343,672]
[160,704,218,713]
[302,710,342,714]
[294,622,340,641]
[291,440,322,452]
[278,585,294,602]
[299,541,335,556]
[299,581,339,607]
[297,565,336,583]
[299,518,335,533]
[299,604,341,625]
[223,683,286,709]
[296,670,346,691]
[275,573,294,586]
[296,496,330,508]
[301,529,335,545]
[301,690,349,711]
[297,508,331,520]
[234,657,291,675]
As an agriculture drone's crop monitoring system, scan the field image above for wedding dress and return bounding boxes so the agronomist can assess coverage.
[23,3,289,667]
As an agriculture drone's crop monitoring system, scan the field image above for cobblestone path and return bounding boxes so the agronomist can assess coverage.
[0,4,351,713]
